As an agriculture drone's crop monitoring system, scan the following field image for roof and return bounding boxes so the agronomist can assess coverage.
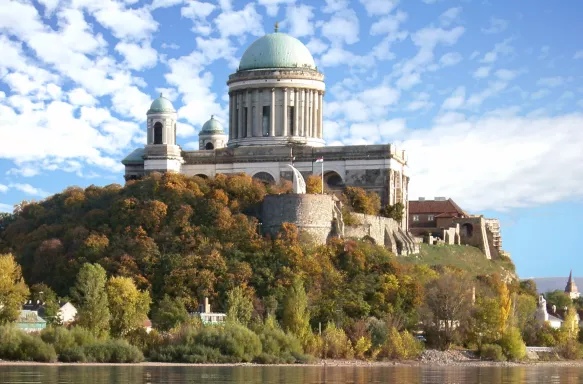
[565,270,579,293]
[239,32,316,71]
[17,310,46,324]
[201,115,225,133]
[148,94,175,114]
[122,148,145,165]
[409,198,468,217]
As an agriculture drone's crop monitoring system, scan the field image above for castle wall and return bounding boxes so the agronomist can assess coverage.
[344,213,419,256]
[453,216,492,259]
[260,194,336,244]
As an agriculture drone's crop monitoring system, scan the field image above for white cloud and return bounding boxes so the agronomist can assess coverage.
[439,7,462,27]
[0,184,8,193]
[531,89,550,100]
[481,38,514,64]
[181,1,215,35]
[481,17,509,34]
[322,0,349,13]
[0,203,14,213]
[466,81,507,107]
[8,183,49,197]
[68,88,97,106]
[370,10,407,36]
[439,52,462,67]
[283,4,314,38]
[321,9,359,45]
[403,114,583,211]
[320,47,374,69]
[359,0,398,16]
[441,86,465,110]
[115,41,158,71]
[538,45,550,60]
[176,122,196,138]
[151,0,183,9]
[406,92,433,111]
[537,76,566,87]
[473,66,491,79]
[325,85,400,126]
[495,69,519,82]
[306,38,328,56]
[396,72,421,89]
[574,51,583,59]
[257,0,295,17]
[215,3,263,38]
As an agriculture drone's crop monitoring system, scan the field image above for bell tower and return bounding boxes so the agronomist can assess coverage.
[143,94,183,173]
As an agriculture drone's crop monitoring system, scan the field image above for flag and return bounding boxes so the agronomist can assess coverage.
[314,157,323,163]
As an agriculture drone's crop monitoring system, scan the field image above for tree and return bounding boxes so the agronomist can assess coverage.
[106,276,151,337]
[380,202,404,222]
[342,187,380,215]
[70,263,110,337]
[422,269,473,349]
[282,278,312,344]
[226,287,254,326]
[151,295,189,332]
[306,175,323,194]
[0,254,30,324]
[544,290,572,310]
[30,283,60,325]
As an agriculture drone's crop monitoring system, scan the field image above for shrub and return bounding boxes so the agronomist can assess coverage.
[353,336,372,360]
[0,326,57,362]
[557,339,583,360]
[195,323,262,362]
[400,331,424,360]
[480,344,505,361]
[59,346,87,362]
[41,327,76,354]
[499,327,526,361]
[84,340,143,363]
[255,322,303,363]
[323,323,354,359]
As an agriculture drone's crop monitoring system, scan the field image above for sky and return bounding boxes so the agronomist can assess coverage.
[0,0,582,279]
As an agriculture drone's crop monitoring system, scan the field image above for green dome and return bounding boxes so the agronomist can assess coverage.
[201,115,224,133]
[148,94,175,114]
[239,32,316,71]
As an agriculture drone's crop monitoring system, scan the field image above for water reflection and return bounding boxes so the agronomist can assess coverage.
[0,365,582,384]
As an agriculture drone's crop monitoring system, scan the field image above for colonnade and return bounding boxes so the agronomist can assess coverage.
[228,87,324,141]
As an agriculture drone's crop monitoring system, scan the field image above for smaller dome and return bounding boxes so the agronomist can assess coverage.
[201,115,224,133]
[148,93,175,114]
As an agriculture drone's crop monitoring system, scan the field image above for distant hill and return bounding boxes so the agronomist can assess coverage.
[527,277,578,293]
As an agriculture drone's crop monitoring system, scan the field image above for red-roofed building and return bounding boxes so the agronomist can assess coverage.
[409,197,468,236]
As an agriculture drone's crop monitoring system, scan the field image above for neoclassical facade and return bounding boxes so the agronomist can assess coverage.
[123,27,412,230]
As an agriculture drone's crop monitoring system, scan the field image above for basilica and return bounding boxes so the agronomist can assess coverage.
[122,26,411,229]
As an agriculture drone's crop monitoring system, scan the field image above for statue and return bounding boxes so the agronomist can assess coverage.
[287,165,306,194]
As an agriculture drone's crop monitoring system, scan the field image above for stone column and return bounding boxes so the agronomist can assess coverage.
[162,119,167,144]
[270,88,275,137]
[237,93,243,139]
[304,89,309,137]
[318,91,324,139]
[312,90,317,138]
[246,91,252,138]
[293,88,299,136]
[255,90,261,137]
[299,89,304,136]
[147,120,152,144]
[228,93,233,140]
[282,88,288,136]
[306,90,311,137]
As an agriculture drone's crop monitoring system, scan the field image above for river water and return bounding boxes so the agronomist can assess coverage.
[0,365,582,384]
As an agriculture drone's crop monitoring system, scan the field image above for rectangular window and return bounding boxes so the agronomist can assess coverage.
[234,108,238,138]
[288,106,295,136]
[262,106,270,136]
[413,215,419,222]
[428,215,434,221]
[243,107,248,137]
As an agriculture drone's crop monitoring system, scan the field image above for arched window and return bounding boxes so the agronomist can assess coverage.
[195,174,208,179]
[154,122,163,144]
[324,171,343,188]
[205,142,214,150]
[253,172,275,184]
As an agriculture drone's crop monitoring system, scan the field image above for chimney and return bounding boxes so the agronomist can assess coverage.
[204,297,210,314]
[36,300,40,305]
[419,197,425,201]
[435,197,446,201]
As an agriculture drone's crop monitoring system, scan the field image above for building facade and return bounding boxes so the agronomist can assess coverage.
[122,26,411,229]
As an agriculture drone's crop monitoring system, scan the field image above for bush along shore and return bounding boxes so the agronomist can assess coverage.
[0,174,582,364]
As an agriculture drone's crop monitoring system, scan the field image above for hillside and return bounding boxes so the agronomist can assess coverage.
[401,244,518,282]
[530,277,575,293]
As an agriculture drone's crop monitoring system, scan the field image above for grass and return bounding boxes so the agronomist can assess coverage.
[401,244,517,279]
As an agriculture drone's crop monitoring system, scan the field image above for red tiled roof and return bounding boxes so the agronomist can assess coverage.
[409,199,468,217]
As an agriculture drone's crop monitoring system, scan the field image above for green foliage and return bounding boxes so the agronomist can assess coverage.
[226,287,254,326]
[499,327,526,361]
[83,340,144,363]
[0,326,57,362]
[480,344,505,361]
[106,276,151,337]
[282,278,312,347]
[30,283,61,325]
[70,263,110,337]
[254,317,304,363]
[557,339,583,360]
[544,290,572,310]
[322,322,354,359]
[0,254,30,324]
[380,202,404,222]
[151,295,189,332]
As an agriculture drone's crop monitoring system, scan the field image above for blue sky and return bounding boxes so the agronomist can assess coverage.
[0,0,582,278]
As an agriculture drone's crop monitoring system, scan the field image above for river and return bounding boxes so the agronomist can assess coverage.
[1,365,582,383]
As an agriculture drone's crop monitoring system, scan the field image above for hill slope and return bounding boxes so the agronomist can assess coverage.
[401,244,518,281]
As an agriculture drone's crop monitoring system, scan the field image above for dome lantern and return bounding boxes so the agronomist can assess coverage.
[148,93,175,114]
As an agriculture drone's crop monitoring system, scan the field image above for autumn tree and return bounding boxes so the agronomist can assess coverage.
[0,254,30,324]
[226,286,254,326]
[380,202,404,222]
[306,175,323,194]
[422,269,473,349]
[106,276,152,337]
[70,263,110,337]
[342,187,381,215]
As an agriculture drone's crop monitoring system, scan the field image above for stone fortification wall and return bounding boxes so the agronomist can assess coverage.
[260,194,337,244]
[453,216,492,259]
[344,213,419,256]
